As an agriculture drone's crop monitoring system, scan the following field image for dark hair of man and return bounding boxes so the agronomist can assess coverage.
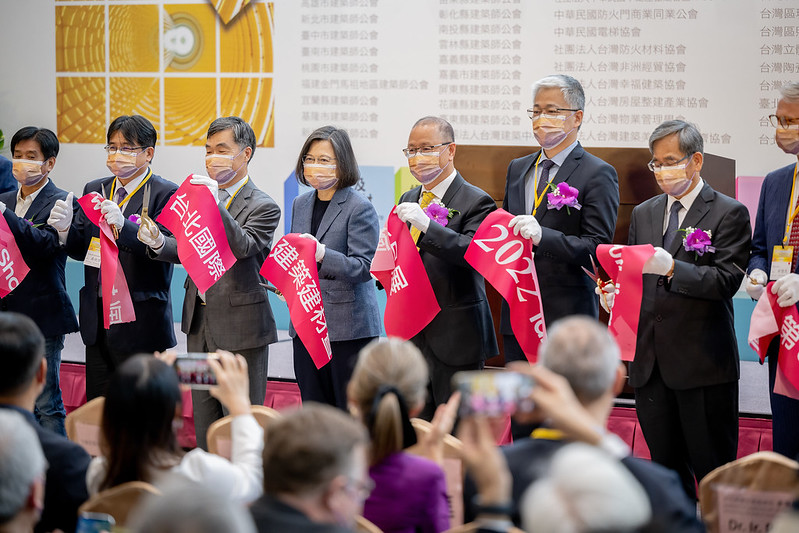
[411,116,455,144]
[263,403,368,496]
[107,115,157,149]
[295,126,360,189]
[0,313,44,396]
[100,355,182,491]
[207,116,257,162]
[10,127,60,161]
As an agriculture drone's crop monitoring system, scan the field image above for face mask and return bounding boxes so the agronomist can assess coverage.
[11,159,48,187]
[304,163,339,191]
[655,165,695,197]
[533,113,576,149]
[107,151,146,179]
[408,148,446,185]
[776,127,799,155]
[206,150,244,185]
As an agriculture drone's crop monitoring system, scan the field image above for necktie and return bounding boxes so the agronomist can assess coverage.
[662,201,683,250]
[115,186,127,205]
[218,188,230,206]
[787,210,799,271]
[533,159,556,214]
[410,191,435,244]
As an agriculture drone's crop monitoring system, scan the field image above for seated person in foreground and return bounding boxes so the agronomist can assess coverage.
[86,352,263,504]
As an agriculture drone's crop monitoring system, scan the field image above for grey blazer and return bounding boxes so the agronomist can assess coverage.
[290,187,381,342]
[157,178,281,351]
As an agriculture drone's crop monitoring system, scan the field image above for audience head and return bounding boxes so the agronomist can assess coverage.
[262,403,370,527]
[106,115,156,179]
[404,116,456,188]
[0,312,46,406]
[100,354,182,491]
[538,316,623,405]
[0,410,46,530]
[129,477,256,533]
[348,338,427,465]
[206,116,255,186]
[295,125,360,192]
[521,443,652,533]
[775,82,799,156]
[10,127,59,188]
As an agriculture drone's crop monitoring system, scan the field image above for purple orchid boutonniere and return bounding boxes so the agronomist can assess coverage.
[128,214,142,225]
[681,227,716,259]
[423,199,459,227]
[547,182,582,214]
[25,219,44,228]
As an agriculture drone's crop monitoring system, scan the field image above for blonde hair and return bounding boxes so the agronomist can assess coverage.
[348,338,428,465]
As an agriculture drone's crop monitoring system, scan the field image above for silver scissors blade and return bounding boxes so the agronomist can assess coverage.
[733,263,759,284]
[581,255,600,282]
[141,183,151,220]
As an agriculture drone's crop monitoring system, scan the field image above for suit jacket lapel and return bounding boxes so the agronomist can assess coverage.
[440,174,464,207]
[228,179,254,221]
[536,144,584,225]
[293,191,315,235]
[670,183,712,256]
[511,154,537,215]
[649,194,668,248]
[23,180,57,221]
[316,188,348,240]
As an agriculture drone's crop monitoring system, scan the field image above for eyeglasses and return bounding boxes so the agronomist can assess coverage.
[402,142,452,158]
[345,476,375,500]
[527,108,580,120]
[104,145,145,156]
[647,153,693,172]
[302,155,337,165]
[768,115,799,129]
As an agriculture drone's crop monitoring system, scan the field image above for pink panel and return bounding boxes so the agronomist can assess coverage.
[736,176,765,236]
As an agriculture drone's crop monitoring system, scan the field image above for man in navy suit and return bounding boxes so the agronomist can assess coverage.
[396,116,498,417]
[0,127,79,435]
[0,154,18,194]
[48,115,179,400]
[625,120,750,498]
[500,74,619,363]
[746,81,799,459]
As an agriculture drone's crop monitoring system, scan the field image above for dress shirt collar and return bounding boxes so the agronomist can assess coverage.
[666,177,704,215]
[545,139,579,169]
[222,174,249,203]
[15,179,49,217]
[422,168,457,201]
[113,172,147,201]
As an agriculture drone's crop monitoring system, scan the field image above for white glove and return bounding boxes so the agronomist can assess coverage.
[0,200,5,215]
[299,233,326,262]
[643,247,674,276]
[772,273,799,308]
[508,214,542,245]
[396,202,430,233]
[595,282,616,313]
[100,199,124,231]
[138,216,164,251]
[745,269,768,301]
[48,192,74,232]
[190,174,219,204]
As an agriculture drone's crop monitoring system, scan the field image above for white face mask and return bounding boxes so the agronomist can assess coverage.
[533,113,577,149]
[655,165,695,197]
[206,149,245,185]
[12,159,48,187]
[776,126,799,155]
[304,163,339,191]
[408,148,446,185]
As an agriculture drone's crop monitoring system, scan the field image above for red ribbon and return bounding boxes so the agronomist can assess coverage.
[596,244,655,362]
[370,208,440,340]
[77,193,136,329]
[261,234,332,369]
[157,174,237,293]
[465,209,545,363]
[0,214,31,297]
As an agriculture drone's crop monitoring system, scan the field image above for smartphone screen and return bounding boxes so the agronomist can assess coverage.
[174,353,217,388]
[76,512,115,533]
[453,371,535,417]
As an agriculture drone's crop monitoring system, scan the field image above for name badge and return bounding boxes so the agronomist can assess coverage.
[84,237,101,269]
[771,245,793,280]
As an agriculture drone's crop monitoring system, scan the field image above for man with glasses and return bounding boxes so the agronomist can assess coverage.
[620,120,750,498]
[395,116,497,418]
[746,82,799,459]
[47,115,178,399]
[499,75,619,364]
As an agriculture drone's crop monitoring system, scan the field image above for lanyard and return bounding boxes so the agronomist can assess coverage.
[110,168,152,209]
[782,163,799,245]
[532,152,549,216]
[225,176,249,210]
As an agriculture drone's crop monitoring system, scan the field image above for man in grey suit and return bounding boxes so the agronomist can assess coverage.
[396,116,498,418]
[138,116,281,449]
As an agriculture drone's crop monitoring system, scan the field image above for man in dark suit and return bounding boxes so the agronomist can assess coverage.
[0,154,18,194]
[746,81,799,459]
[48,115,179,400]
[0,127,79,436]
[627,120,751,498]
[0,312,90,533]
[395,116,498,417]
[138,116,280,449]
[501,74,619,362]
[462,316,703,532]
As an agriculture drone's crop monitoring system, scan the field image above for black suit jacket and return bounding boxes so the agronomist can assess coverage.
[0,180,79,337]
[464,436,704,532]
[629,182,750,389]
[250,495,355,533]
[0,405,91,533]
[399,173,498,366]
[65,172,178,353]
[500,143,619,331]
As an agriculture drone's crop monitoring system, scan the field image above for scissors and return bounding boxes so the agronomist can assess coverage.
[733,263,761,285]
[581,256,611,309]
[101,183,119,240]
[141,183,152,226]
